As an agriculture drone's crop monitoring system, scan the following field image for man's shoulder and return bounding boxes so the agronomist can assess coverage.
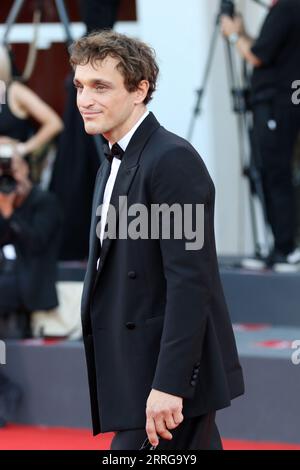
[271,0,299,16]
[147,125,200,161]
[146,125,208,173]
[153,125,192,148]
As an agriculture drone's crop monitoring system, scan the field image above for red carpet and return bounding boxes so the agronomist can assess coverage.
[224,439,300,451]
[0,425,300,450]
[0,425,111,450]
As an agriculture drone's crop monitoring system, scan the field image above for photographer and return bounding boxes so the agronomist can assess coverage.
[0,153,62,336]
[221,0,300,271]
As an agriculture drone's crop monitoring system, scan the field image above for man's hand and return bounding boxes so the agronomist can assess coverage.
[221,13,245,38]
[0,192,16,218]
[146,389,184,447]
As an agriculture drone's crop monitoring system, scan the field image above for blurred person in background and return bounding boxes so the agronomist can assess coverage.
[0,155,62,338]
[221,0,300,272]
[0,44,63,171]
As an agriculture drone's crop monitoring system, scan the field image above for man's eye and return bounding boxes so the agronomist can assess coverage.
[74,85,83,91]
[96,86,106,92]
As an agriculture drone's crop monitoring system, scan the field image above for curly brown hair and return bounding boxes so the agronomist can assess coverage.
[69,30,159,105]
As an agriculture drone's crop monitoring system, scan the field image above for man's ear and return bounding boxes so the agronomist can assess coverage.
[135,80,150,104]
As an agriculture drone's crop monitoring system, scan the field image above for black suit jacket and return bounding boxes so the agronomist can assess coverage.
[81,113,244,435]
[0,187,62,311]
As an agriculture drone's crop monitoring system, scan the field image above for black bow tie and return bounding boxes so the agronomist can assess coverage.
[103,143,124,163]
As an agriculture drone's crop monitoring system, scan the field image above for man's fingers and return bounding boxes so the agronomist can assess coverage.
[155,416,173,441]
[173,409,184,425]
[146,414,173,446]
[146,416,159,447]
[146,390,184,445]
[165,412,180,430]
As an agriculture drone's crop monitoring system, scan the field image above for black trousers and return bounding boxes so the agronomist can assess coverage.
[0,372,22,426]
[252,100,300,254]
[0,269,21,313]
[0,266,29,338]
[110,412,223,450]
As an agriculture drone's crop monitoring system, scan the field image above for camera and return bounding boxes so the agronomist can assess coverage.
[0,144,16,194]
[220,0,235,17]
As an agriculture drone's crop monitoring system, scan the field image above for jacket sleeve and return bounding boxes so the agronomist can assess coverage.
[150,145,215,399]
[251,2,290,66]
[2,192,62,255]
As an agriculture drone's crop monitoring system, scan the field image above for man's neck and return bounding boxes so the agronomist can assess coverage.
[105,106,147,145]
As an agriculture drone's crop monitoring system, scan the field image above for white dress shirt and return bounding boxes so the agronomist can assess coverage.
[97,110,149,269]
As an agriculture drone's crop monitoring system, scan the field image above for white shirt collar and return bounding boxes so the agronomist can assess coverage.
[109,110,149,151]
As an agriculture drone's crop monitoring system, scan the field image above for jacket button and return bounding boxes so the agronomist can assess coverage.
[125,322,136,330]
[192,373,198,379]
[128,271,136,279]
[190,380,197,387]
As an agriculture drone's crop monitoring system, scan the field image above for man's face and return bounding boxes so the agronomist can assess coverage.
[74,56,141,142]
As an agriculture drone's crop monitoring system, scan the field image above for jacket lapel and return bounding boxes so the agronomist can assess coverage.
[81,159,111,322]
[89,160,111,266]
[94,162,139,281]
[94,113,160,281]
[84,112,161,300]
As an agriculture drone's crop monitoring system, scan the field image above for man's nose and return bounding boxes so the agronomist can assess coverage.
[77,88,95,108]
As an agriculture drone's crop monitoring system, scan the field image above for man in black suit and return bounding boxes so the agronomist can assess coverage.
[71,31,244,450]
[0,155,61,322]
